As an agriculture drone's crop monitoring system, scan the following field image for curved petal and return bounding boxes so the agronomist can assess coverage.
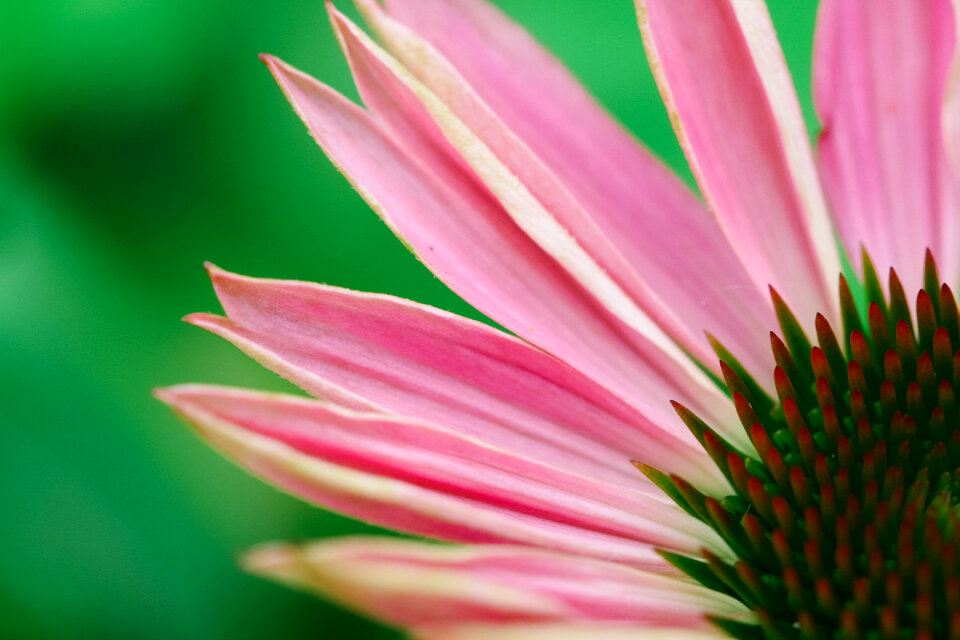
[325,6,731,412]
[156,386,725,566]
[350,0,776,384]
[816,0,959,290]
[259,53,747,449]
[637,0,840,330]
[189,266,727,492]
[244,538,747,629]
[416,623,731,640]
[944,1,960,198]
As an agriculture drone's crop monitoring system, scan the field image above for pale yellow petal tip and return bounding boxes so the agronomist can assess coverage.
[182,311,216,327]
[258,53,295,82]
[202,261,247,293]
[151,387,177,406]
[242,542,301,576]
[152,385,205,410]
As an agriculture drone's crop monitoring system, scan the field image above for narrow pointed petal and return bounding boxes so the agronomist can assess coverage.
[637,0,840,330]
[157,386,725,566]
[351,0,776,388]
[189,266,726,492]
[259,54,746,448]
[817,0,959,290]
[416,624,731,640]
[945,1,960,205]
[245,538,747,628]
[327,7,711,388]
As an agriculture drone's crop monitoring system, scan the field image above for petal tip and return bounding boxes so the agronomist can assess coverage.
[242,542,300,575]
[183,311,214,326]
[203,261,227,278]
[203,262,245,292]
[152,386,192,410]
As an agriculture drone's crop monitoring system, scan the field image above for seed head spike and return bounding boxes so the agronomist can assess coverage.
[869,302,892,357]
[941,283,960,348]
[769,287,814,383]
[917,290,937,352]
[839,274,864,351]
[862,248,888,313]
[645,256,960,638]
[888,268,912,331]
[815,313,849,392]
[710,335,775,414]
[924,248,941,318]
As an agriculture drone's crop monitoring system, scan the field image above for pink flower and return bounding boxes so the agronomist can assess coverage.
[158,1,960,637]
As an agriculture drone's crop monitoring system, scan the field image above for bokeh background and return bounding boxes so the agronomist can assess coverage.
[1,1,821,638]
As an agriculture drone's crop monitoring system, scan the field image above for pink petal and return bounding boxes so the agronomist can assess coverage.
[349,0,776,382]
[157,385,726,566]
[245,538,747,628]
[816,0,958,291]
[190,266,727,493]
[638,0,841,329]
[259,54,746,448]
[327,6,711,395]
[416,623,731,640]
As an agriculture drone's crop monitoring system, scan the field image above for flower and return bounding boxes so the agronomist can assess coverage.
[157,0,960,638]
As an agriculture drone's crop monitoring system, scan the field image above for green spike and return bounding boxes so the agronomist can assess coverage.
[815,313,849,393]
[702,549,755,605]
[631,461,699,520]
[868,301,891,358]
[924,248,942,319]
[769,287,815,384]
[671,401,744,463]
[888,268,913,331]
[709,333,775,415]
[862,248,888,316]
[839,274,864,352]
[917,290,937,353]
[941,284,960,349]
[656,550,736,598]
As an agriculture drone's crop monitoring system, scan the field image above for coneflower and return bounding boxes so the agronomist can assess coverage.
[159,1,960,637]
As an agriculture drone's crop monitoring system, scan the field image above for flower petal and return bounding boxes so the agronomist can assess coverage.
[816,0,958,290]
[189,266,727,492]
[157,385,726,566]
[259,53,746,448]
[351,0,776,386]
[637,0,840,329]
[415,623,731,640]
[245,538,747,629]
[324,9,737,412]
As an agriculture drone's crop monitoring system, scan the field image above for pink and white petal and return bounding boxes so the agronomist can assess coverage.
[157,386,726,566]
[244,538,748,629]
[816,0,959,290]
[347,1,774,382]
[945,0,960,191]
[324,10,738,423]
[416,623,732,640]
[260,54,746,450]
[638,0,840,330]
[363,0,777,385]
[190,266,727,493]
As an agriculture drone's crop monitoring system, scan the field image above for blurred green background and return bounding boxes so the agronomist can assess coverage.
[0,1,820,638]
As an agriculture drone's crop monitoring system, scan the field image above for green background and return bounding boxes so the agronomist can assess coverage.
[0,1,820,638]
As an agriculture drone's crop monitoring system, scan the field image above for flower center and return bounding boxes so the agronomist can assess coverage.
[646,252,960,640]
